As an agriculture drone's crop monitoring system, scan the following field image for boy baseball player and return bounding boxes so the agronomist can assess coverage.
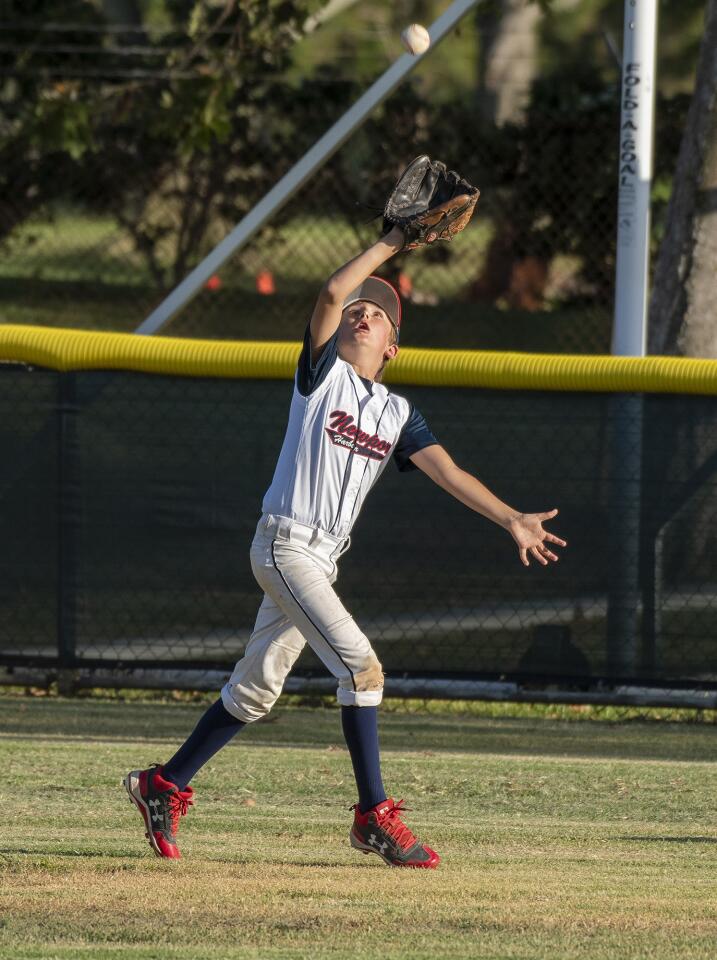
[124,223,566,868]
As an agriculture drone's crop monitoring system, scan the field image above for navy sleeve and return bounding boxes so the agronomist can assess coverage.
[393,404,439,473]
[296,324,340,397]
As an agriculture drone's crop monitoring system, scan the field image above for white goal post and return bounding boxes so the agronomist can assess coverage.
[612,0,658,357]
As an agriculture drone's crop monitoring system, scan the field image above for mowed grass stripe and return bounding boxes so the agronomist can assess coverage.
[1,698,716,960]
[1,697,716,760]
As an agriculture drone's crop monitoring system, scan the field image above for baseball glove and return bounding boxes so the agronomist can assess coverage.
[383,155,480,250]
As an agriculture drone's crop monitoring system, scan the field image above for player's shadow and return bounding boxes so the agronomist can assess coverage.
[617,835,717,844]
[204,855,358,867]
[0,846,144,858]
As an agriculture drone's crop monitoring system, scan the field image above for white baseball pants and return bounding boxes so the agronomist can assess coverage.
[221,514,384,723]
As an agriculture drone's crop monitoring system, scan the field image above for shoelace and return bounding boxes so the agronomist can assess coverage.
[375,800,418,851]
[167,789,193,836]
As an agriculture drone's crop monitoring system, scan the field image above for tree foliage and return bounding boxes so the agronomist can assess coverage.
[0,1,104,240]
[0,0,327,288]
[0,0,704,306]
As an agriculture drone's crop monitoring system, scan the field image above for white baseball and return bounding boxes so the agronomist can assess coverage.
[401,23,430,56]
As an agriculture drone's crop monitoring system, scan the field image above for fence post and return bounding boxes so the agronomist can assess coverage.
[57,372,78,694]
[640,522,664,673]
[606,393,643,676]
[607,0,658,678]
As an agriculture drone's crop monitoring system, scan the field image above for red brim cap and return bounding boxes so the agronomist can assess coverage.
[342,276,402,341]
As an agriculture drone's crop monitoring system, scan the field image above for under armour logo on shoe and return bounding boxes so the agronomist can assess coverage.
[368,834,388,854]
[149,798,161,823]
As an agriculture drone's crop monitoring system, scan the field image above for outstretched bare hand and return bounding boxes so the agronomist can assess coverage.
[507,509,567,567]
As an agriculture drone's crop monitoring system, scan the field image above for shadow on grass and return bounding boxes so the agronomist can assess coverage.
[0,848,374,870]
[2,697,716,764]
[617,836,717,844]
[0,847,142,859]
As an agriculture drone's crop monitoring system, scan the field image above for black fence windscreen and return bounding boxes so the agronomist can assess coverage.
[2,365,717,700]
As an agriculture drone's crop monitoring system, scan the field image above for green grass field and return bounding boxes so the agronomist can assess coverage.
[0,210,612,352]
[2,693,716,960]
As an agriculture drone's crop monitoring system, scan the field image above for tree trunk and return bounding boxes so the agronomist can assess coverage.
[648,0,717,357]
[476,0,544,126]
[644,0,717,623]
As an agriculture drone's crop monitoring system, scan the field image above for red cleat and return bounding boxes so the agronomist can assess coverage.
[350,798,440,868]
[123,765,194,859]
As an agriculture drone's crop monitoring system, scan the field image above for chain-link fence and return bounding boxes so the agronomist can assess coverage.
[0,12,691,353]
[1,7,710,709]
[2,362,717,707]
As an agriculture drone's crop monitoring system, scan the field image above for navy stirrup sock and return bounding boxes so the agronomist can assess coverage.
[163,697,245,791]
[341,705,387,813]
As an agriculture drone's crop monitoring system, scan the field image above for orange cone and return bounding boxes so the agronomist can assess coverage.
[256,270,275,295]
[397,272,413,299]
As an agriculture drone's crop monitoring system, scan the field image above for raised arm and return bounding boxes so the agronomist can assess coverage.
[308,225,404,361]
[410,444,567,567]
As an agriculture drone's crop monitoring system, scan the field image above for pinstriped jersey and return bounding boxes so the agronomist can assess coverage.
[261,327,437,539]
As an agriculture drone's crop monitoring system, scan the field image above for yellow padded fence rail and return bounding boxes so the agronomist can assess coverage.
[2,323,717,395]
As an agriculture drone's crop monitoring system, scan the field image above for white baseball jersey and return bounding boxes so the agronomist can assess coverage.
[261,326,438,541]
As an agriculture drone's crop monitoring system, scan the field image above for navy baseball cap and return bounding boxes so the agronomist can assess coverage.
[343,276,402,341]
